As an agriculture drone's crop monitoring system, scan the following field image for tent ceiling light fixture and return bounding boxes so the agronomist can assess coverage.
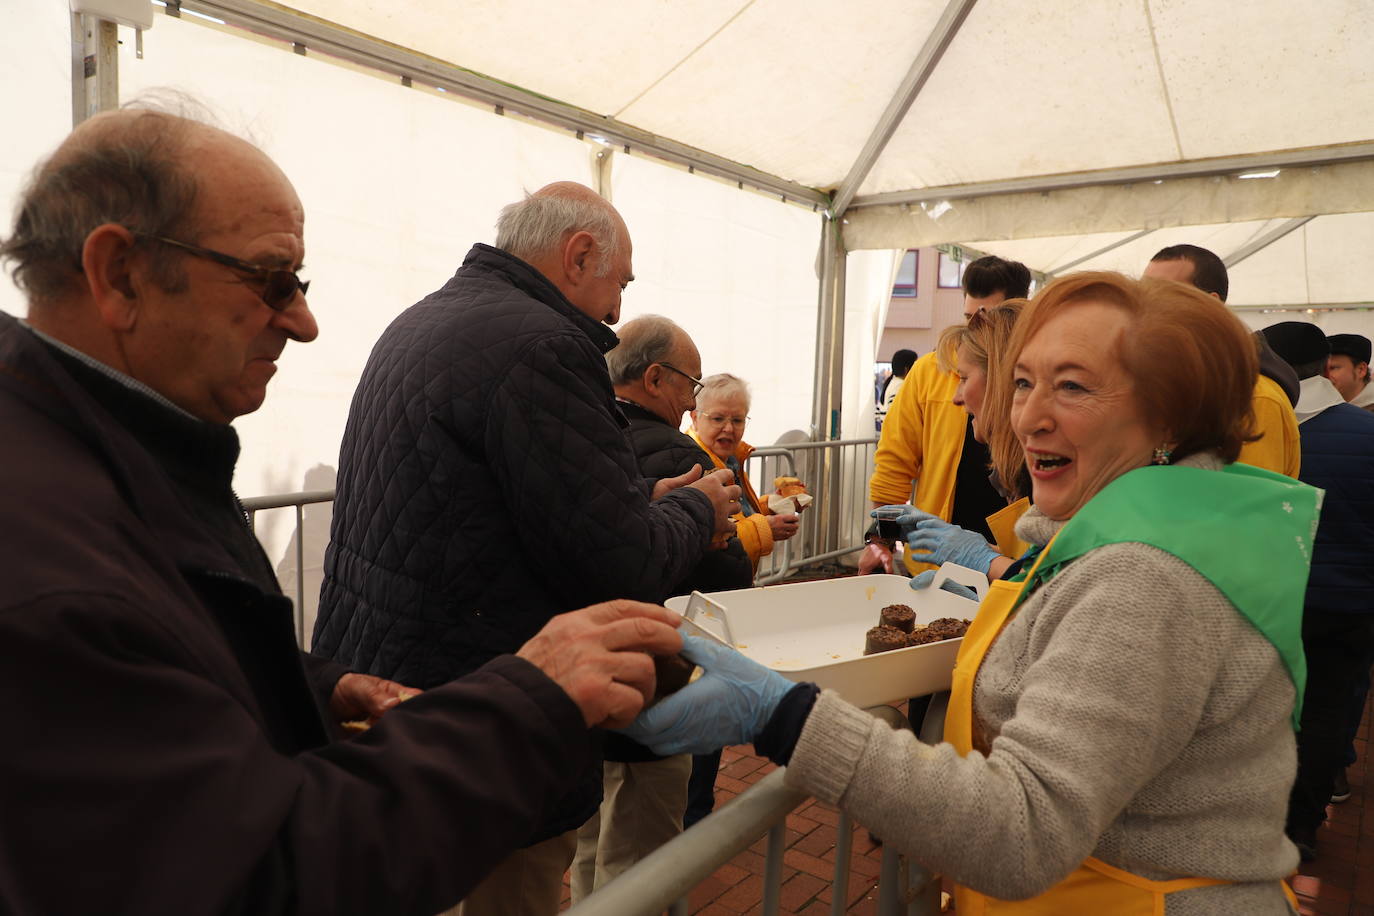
[1238,169,1282,179]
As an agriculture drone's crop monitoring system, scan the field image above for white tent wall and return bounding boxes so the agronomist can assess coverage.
[1232,309,1374,346]
[609,154,822,447]
[4,6,825,614]
[841,250,901,441]
[1,0,72,318]
[107,13,597,581]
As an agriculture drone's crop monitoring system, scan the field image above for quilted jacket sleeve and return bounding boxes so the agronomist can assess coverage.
[637,436,714,485]
[485,334,714,607]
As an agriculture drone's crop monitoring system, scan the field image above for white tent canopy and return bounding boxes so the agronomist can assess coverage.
[164,0,1374,326]
[7,0,1374,506]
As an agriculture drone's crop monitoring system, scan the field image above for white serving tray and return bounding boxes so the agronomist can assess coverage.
[665,564,984,709]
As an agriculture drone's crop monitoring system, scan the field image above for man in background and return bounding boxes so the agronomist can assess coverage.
[882,347,918,411]
[1326,333,1374,411]
[1261,321,1374,861]
[1143,244,1300,476]
[571,315,754,900]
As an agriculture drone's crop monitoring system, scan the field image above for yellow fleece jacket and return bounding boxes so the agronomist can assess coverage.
[870,351,967,510]
[869,353,970,575]
[688,430,774,568]
[1237,374,1301,478]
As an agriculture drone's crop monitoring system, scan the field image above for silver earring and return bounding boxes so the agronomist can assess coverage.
[1151,446,1173,466]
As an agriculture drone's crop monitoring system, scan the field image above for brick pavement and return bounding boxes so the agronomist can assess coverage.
[565,690,1370,915]
[1292,689,1372,916]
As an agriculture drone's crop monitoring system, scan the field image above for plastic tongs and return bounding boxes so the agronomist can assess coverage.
[681,590,736,649]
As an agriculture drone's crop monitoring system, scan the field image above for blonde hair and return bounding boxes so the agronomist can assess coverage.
[936,300,1028,499]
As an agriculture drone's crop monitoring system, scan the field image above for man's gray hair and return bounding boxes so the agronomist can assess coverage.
[1,94,221,304]
[699,373,750,408]
[495,192,620,276]
[606,315,683,386]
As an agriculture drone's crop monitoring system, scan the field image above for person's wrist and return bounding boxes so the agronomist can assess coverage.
[972,543,1000,574]
[863,521,895,550]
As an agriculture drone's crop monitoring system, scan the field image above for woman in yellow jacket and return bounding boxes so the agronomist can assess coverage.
[687,374,800,570]
[871,302,1033,584]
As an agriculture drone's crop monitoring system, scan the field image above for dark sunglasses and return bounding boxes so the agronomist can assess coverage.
[136,232,309,311]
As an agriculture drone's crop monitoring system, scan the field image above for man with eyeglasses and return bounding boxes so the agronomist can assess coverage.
[570,315,753,901]
[314,182,741,916]
[0,107,696,915]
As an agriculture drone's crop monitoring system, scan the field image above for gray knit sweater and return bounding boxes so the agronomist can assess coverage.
[785,462,1300,914]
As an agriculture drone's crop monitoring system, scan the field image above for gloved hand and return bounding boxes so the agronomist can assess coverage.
[871,504,938,537]
[616,635,795,756]
[904,517,1000,575]
[908,569,980,601]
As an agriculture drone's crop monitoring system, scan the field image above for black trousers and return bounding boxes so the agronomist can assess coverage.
[1286,611,1374,834]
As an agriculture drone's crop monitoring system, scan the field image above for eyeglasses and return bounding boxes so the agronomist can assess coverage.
[657,362,704,397]
[136,233,310,311]
[701,414,749,428]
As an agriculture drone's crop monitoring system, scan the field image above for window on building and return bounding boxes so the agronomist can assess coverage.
[938,251,966,289]
[891,250,917,297]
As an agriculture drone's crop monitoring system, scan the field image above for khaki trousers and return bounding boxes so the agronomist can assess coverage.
[440,829,577,916]
[568,756,692,904]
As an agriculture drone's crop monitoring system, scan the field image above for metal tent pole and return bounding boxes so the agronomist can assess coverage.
[72,13,119,126]
[1223,216,1315,269]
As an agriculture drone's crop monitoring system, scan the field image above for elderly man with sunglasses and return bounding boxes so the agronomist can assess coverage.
[0,107,700,915]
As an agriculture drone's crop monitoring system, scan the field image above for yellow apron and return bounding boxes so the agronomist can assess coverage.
[943,544,1299,915]
[984,497,1031,566]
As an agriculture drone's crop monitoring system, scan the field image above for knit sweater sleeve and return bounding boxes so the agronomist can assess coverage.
[783,541,1283,900]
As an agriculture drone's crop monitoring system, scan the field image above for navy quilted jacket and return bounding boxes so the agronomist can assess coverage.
[312,245,714,838]
[1296,401,1374,614]
[314,243,713,679]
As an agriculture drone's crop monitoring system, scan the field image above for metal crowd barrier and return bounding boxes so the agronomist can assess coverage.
[749,438,878,585]
[241,489,334,646]
[245,437,936,914]
[241,437,878,645]
[567,699,947,916]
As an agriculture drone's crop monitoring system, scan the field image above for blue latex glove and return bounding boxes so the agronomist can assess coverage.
[909,569,980,601]
[616,635,795,756]
[871,504,940,538]
[904,517,1000,574]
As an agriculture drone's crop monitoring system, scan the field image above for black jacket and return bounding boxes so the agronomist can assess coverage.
[617,398,754,597]
[608,400,754,763]
[313,244,714,836]
[0,314,589,915]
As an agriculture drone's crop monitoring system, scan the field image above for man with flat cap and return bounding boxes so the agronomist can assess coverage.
[1261,321,1374,860]
[1326,333,1374,412]
[1323,332,1374,806]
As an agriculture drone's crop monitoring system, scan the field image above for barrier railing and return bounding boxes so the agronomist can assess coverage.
[241,437,878,646]
[244,437,933,914]
[749,438,877,585]
[241,489,334,646]
[567,699,947,916]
